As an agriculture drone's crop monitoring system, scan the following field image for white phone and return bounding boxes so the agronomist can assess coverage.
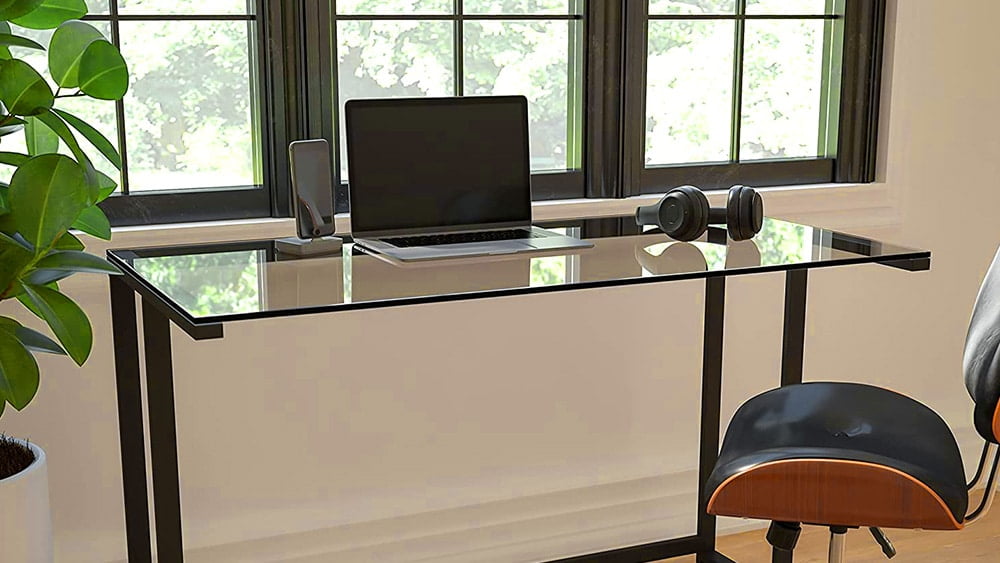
[289,139,336,239]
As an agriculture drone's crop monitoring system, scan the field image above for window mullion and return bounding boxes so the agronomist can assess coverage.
[107,1,130,195]
[729,0,747,163]
[454,0,464,96]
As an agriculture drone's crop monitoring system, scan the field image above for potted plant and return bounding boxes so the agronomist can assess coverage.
[1,0,129,560]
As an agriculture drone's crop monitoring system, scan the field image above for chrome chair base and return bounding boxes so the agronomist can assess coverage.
[828,527,848,563]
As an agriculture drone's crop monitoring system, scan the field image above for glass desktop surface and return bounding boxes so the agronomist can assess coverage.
[107,216,929,329]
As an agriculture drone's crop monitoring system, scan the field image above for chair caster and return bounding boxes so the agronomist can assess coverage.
[869,527,897,558]
[766,521,802,552]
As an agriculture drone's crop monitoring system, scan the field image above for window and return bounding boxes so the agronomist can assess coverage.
[329,0,587,209]
[85,0,274,225]
[621,0,882,194]
[31,0,881,226]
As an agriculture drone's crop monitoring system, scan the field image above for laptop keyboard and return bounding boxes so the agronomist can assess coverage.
[384,229,544,248]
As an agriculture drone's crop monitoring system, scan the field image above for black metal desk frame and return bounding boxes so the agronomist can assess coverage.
[107,226,930,563]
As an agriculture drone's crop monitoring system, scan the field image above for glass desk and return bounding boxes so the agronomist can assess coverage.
[106,216,930,563]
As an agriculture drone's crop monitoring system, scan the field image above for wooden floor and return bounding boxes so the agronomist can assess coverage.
[668,517,1000,562]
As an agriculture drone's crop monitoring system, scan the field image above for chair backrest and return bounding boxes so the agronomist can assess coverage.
[965,246,1000,443]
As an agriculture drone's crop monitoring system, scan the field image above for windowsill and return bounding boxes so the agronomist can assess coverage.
[95,182,898,250]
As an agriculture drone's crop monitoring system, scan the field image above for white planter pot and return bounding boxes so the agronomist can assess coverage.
[0,440,53,563]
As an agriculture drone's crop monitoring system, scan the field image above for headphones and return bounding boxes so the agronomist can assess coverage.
[635,185,764,242]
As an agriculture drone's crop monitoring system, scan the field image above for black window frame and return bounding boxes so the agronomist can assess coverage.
[90,0,289,226]
[93,0,885,226]
[323,1,590,213]
[618,0,886,196]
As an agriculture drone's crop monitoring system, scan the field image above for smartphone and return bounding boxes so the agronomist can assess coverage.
[289,139,336,239]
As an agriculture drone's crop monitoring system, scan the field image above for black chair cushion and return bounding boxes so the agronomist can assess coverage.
[707,382,968,524]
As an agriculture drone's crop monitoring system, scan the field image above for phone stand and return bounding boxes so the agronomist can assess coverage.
[275,235,343,257]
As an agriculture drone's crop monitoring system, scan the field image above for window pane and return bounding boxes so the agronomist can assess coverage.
[648,0,735,15]
[463,0,576,15]
[336,20,454,179]
[645,21,734,166]
[740,19,826,161]
[118,0,253,15]
[464,20,579,172]
[120,20,260,191]
[746,0,829,15]
[335,0,451,15]
[87,0,110,14]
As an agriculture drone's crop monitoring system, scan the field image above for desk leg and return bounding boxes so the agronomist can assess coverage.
[110,277,152,562]
[780,270,808,387]
[142,300,186,562]
[696,277,733,563]
[771,270,809,563]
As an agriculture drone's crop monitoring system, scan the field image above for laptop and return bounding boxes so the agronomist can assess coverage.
[345,95,593,262]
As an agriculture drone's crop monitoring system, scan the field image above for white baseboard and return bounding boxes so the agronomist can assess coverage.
[119,426,986,563]
[182,470,703,563]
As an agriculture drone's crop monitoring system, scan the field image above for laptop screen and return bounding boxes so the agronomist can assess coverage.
[345,96,532,235]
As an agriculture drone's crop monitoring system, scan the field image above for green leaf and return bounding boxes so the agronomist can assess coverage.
[0,151,29,166]
[0,21,10,60]
[53,231,84,250]
[8,154,88,251]
[0,184,8,215]
[10,0,86,30]
[0,0,44,21]
[0,232,33,297]
[16,289,42,316]
[35,109,97,198]
[0,328,39,410]
[16,326,65,355]
[0,317,65,356]
[0,33,43,50]
[48,21,104,88]
[53,108,120,170]
[24,115,58,155]
[96,171,116,202]
[78,40,128,101]
[21,284,91,365]
[0,58,54,116]
[71,204,111,240]
[22,268,72,286]
[35,249,119,274]
[0,115,26,137]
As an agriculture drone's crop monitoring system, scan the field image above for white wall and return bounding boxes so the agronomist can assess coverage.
[3,0,1000,560]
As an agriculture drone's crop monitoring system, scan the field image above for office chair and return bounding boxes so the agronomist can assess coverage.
[706,246,1000,562]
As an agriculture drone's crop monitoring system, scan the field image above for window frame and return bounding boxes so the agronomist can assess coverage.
[619,0,886,197]
[322,1,590,213]
[91,0,885,226]
[89,0,289,226]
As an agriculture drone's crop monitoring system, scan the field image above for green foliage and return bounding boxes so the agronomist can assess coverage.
[0,0,45,22]
[48,20,103,87]
[0,2,128,417]
[23,115,57,154]
[11,0,85,30]
[0,32,42,50]
[78,40,128,100]
[0,58,53,115]
[8,154,88,248]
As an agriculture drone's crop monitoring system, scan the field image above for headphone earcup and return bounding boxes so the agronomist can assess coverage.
[669,185,709,242]
[727,185,763,241]
[726,187,743,240]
